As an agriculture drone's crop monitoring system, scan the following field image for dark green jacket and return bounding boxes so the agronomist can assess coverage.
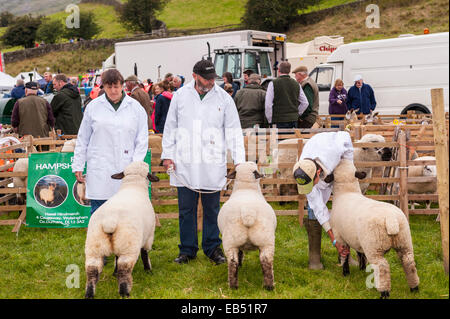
[299,77,319,124]
[51,84,83,135]
[272,75,300,123]
[233,84,266,129]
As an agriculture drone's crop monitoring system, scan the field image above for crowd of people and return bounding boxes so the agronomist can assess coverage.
[6,59,378,267]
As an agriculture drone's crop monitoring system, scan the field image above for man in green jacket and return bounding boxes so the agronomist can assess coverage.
[233,74,267,129]
[293,66,320,128]
[51,74,83,135]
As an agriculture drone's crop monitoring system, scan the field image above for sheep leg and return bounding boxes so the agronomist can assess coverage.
[342,254,350,276]
[141,248,152,273]
[84,257,103,299]
[357,252,367,271]
[116,255,137,298]
[396,249,420,292]
[226,248,239,289]
[259,245,274,291]
[238,250,244,268]
[365,253,391,299]
[113,256,118,277]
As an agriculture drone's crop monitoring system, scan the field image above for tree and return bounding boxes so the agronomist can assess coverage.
[64,11,101,40]
[119,0,169,34]
[36,19,65,44]
[241,0,319,32]
[0,11,15,27]
[1,15,43,48]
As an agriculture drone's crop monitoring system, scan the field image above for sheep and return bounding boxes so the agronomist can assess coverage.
[330,159,419,299]
[12,158,29,205]
[148,134,162,166]
[76,181,88,205]
[61,139,77,152]
[39,182,56,205]
[353,134,392,194]
[84,161,160,299]
[217,161,277,290]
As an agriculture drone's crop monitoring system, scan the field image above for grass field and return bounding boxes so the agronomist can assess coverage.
[0,208,447,299]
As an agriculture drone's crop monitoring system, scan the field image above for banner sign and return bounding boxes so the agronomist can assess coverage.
[0,52,4,73]
[26,151,152,228]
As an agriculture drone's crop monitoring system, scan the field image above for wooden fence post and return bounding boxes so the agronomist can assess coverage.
[398,130,409,220]
[431,88,449,275]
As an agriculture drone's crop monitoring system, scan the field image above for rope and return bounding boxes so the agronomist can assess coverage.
[166,166,233,194]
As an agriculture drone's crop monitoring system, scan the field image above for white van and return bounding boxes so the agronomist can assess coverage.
[309,32,449,115]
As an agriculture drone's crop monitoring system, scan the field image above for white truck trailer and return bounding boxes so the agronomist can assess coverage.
[309,32,449,115]
[108,30,287,88]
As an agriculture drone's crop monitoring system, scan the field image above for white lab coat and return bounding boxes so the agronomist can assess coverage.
[161,80,245,190]
[299,131,353,231]
[72,93,148,200]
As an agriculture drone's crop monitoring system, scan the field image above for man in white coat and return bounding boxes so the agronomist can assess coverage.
[73,69,149,215]
[162,60,245,265]
[293,131,352,269]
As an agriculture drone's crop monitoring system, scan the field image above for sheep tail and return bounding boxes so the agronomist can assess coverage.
[240,206,257,227]
[385,214,399,235]
[101,212,119,234]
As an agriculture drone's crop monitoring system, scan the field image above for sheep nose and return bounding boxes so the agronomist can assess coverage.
[381,148,393,161]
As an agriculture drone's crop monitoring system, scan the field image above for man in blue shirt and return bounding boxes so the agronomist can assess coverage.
[347,75,376,114]
[10,79,25,99]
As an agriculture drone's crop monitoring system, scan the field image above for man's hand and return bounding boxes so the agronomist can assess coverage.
[163,159,175,171]
[74,171,85,183]
[335,242,350,257]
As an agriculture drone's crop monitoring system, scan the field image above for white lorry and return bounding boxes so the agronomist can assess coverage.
[106,30,287,89]
[309,32,449,115]
[286,35,344,76]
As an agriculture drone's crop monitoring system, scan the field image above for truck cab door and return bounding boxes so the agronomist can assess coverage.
[309,65,335,115]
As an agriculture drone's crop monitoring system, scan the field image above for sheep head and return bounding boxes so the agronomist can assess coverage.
[364,110,380,125]
[226,162,262,183]
[111,161,160,183]
[358,134,392,162]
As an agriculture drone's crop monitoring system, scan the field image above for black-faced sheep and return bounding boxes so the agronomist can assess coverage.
[330,159,419,299]
[84,161,160,299]
[218,162,277,290]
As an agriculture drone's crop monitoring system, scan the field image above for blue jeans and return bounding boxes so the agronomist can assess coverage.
[307,203,317,220]
[90,200,107,215]
[177,187,222,258]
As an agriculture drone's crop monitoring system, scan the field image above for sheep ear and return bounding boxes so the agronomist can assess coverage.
[111,172,125,180]
[253,170,263,179]
[373,112,379,117]
[324,174,334,183]
[148,172,160,182]
[355,171,367,179]
[226,170,236,179]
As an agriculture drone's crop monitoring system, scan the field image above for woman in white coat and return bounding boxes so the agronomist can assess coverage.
[293,131,353,269]
[72,69,149,214]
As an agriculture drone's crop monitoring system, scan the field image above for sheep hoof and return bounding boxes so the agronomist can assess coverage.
[119,283,130,298]
[410,286,419,293]
[85,285,95,299]
[380,291,390,299]
[264,285,274,291]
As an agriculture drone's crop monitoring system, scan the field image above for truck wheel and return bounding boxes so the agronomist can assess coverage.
[400,103,431,115]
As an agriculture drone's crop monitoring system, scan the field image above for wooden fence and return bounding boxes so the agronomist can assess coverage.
[0,119,447,232]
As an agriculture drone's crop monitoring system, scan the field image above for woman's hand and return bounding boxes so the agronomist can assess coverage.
[337,99,343,104]
[75,171,85,183]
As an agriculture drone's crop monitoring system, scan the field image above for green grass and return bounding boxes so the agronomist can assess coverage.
[0,212,447,299]
[298,0,357,14]
[157,0,246,29]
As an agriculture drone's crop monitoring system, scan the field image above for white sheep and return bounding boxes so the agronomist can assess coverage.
[272,138,303,198]
[84,161,160,299]
[218,162,277,290]
[39,182,56,205]
[406,156,437,209]
[12,158,29,205]
[330,159,419,299]
[61,139,77,152]
[353,134,392,194]
[148,134,162,166]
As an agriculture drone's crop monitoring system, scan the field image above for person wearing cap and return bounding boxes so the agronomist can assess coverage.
[161,59,245,265]
[265,61,309,129]
[73,69,148,215]
[51,74,83,135]
[292,131,353,269]
[233,73,267,129]
[11,81,55,138]
[125,75,153,131]
[347,75,376,115]
[292,66,320,128]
